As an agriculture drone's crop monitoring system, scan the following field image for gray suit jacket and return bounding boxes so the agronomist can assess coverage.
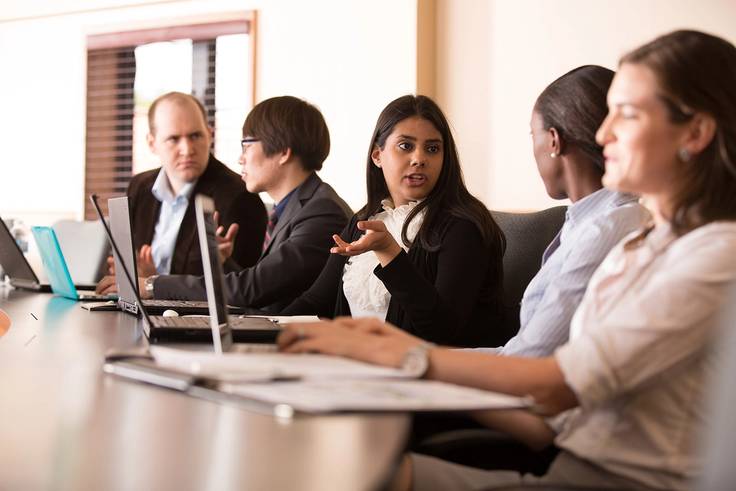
[153,173,352,313]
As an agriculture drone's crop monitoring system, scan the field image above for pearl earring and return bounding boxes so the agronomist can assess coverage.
[550,152,558,158]
[677,148,691,162]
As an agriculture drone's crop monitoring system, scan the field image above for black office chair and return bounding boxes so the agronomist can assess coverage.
[412,206,567,474]
[491,206,567,341]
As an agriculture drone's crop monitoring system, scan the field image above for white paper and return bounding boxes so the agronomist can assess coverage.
[150,346,413,381]
[221,379,532,413]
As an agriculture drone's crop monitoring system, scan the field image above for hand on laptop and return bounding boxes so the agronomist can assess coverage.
[277,317,424,369]
[95,275,151,299]
[96,275,117,295]
[213,210,239,263]
[137,245,157,278]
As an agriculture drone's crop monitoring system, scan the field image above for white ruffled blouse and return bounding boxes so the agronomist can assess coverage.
[342,199,425,319]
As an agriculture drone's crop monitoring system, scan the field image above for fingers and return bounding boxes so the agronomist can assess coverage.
[137,245,157,277]
[357,220,388,233]
[277,321,331,350]
[223,223,239,241]
[106,255,115,275]
[95,275,117,294]
[213,210,221,227]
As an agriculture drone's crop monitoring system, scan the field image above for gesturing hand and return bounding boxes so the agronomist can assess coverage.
[137,244,157,277]
[330,220,402,266]
[213,210,239,263]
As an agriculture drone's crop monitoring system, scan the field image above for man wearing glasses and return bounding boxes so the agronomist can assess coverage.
[103,96,352,314]
[126,92,267,277]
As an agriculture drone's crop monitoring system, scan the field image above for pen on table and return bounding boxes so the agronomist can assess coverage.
[30,312,38,320]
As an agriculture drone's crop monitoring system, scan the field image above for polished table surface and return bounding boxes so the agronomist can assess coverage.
[0,287,409,490]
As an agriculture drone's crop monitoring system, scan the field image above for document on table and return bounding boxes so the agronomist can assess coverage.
[149,346,414,381]
[220,379,532,413]
[144,346,532,413]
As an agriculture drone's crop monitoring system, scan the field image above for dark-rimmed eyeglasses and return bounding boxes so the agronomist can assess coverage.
[240,137,260,152]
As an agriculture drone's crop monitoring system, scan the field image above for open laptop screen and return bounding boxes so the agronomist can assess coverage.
[195,195,229,326]
[0,216,42,289]
[107,197,141,314]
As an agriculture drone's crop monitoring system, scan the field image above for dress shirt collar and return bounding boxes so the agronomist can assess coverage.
[564,188,639,229]
[272,186,298,221]
[151,168,197,205]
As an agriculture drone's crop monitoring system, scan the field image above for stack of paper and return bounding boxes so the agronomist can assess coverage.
[145,346,532,413]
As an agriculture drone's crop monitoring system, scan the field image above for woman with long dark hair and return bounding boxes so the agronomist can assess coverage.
[282,95,506,347]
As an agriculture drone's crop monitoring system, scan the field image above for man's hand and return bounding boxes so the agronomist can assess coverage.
[96,275,152,299]
[213,210,239,263]
[137,245,157,277]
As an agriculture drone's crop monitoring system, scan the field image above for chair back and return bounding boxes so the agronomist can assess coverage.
[698,282,736,490]
[491,206,567,339]
[53,219,110,286]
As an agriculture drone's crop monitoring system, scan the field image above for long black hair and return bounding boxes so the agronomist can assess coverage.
[360,95,505,257]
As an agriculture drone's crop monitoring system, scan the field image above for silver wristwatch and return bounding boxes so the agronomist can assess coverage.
[400,342,435,378]
[143,275,158,297]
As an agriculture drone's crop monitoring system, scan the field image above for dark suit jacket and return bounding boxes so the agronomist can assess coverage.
[127,155,267,275]
[282,214,505,347]
[153,173,352,313]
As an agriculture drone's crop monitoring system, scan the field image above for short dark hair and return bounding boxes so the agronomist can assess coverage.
[148,92,208,135]
[242,96,330,171]
[621,30,736,235]
[362,95,505,259]
[534,65,614,172]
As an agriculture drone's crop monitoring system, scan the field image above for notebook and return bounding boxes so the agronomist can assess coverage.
[30,226,117,302]
[90,194,279,345]
[0,216,49,292]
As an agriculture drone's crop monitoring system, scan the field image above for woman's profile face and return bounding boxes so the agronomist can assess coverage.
[371,116,444,207]
[530,110,565,199]
[596,63,690,205]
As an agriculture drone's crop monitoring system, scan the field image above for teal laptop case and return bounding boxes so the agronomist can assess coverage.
[31,226,79,300]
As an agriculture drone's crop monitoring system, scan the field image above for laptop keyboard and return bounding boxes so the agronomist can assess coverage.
[154,316,212,328]
[144,300,210,308]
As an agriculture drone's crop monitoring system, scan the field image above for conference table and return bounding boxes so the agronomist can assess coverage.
[0,287,410,490]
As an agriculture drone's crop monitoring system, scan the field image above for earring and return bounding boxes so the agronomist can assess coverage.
[678,148,691,162]
[550,152,558,158]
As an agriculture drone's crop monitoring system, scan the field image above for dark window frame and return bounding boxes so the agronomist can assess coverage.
[83,14,257,219]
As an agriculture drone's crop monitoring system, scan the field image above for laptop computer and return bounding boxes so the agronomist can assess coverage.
[91,194,279,344]
[30,226,117,302]
[103,195,242,316]
[0,216,50,292]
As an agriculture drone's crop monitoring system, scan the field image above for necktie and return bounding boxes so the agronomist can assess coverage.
[263,208,278,251]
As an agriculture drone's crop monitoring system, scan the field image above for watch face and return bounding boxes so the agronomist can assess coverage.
[402,346,429,378]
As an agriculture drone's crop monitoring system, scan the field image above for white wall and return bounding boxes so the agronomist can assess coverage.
[0,0,418,225]
[3,0,736,223]
[436,0,736,211]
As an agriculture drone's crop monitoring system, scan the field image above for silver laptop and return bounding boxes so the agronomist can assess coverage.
[106,196,218,316]
[91,194,279,345]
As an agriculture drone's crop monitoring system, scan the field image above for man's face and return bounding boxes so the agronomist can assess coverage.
[147,98,212,187]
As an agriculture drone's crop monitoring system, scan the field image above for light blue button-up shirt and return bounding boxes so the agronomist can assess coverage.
[150,169,196,274]
[477,188,650,357]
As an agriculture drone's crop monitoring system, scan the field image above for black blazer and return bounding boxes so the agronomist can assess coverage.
[127,155,267,274]
[282,214,505,347]
[154,173,352,313]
